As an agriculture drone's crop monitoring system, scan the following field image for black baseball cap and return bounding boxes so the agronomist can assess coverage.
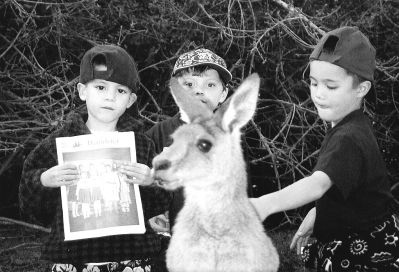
[309,26,376,102]
[310,26,376,81]
[79,45,140,92]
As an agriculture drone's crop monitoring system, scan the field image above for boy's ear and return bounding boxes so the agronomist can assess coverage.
[126,93,137,109]
[357,81,372,98]
[77,83,87,101]
[218,87,228,104]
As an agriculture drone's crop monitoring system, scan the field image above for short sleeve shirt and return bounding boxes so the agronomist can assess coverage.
[146,114,185,228]
[312,110,393,241]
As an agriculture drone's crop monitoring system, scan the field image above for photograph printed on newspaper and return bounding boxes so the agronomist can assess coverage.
[56,132,145,241]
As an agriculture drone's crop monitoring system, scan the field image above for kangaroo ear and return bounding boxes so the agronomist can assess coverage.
[169,77,213,123]
[216,73,260,132]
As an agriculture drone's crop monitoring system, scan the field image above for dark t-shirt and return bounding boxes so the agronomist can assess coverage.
[146,114,184,155]
[313,109,394,241]
[146,114,185,229]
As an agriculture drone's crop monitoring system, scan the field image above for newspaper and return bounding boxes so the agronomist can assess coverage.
[56,132,145,241]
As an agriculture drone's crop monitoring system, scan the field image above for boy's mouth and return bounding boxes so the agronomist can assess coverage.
[101,106,114,110]
[316,103,329,109]
[199,98,211,106]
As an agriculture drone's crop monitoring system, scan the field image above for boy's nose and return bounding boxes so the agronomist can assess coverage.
[105,89,117,100]
[314,86,324,99]
[194,87,204,95]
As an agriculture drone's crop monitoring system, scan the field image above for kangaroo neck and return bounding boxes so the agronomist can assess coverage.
[183,175,247,212]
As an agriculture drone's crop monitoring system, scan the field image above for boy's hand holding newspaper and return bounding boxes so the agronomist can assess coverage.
[119,162,153,186]
[41,163,79,187]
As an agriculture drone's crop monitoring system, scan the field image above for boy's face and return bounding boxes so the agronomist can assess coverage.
[177,69,228,111]
[77,79,136,130]
[309,60,367,127]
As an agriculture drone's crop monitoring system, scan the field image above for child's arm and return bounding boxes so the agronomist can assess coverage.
[19,136,61,226]
[251,171,332,221]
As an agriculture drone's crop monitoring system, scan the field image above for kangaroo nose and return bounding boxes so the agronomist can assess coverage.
[153,160,171,171]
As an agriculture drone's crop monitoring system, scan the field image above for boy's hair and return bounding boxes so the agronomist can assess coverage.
[309,26,376,101]
[173,64,229,87]
[346,71,367,87]
[79,45,139,92]
[172,48,232,85]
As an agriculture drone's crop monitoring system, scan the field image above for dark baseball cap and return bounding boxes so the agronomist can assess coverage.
[79,45,140,92]
[309,26,376,103]
[310,26,376,81]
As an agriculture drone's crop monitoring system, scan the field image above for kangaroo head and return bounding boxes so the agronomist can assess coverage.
[152,74,260,192]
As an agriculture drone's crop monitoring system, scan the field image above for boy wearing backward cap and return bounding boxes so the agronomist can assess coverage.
[251,26,399,271]
[19,44,170,272]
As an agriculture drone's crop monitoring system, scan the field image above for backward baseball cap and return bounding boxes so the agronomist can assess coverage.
[80,45,140,92]
[310,26,376,81]
[172,48,232,83]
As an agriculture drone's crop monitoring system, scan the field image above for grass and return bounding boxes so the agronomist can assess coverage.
[0,222,305,272]
[271,228,309,272]
[0,222,50,272]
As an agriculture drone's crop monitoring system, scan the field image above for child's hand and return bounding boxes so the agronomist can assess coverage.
[119,162,153,186]
[149,212,170,233]
[40,163,79,187]
[290,207,316,255]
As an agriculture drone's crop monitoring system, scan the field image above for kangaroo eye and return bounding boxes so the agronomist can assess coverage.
[197,139,212,153]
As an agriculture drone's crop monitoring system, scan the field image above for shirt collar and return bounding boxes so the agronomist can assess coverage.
[330,109,364,131]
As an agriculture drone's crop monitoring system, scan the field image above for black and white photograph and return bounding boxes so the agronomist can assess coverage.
[1,1,398,271]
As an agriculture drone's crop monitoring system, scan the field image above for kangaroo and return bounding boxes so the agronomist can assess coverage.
[152,73,279,272]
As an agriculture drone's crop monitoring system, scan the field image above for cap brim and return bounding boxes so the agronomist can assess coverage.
[173,62,232,83]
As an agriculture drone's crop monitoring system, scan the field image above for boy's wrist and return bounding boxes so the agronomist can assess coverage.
[259,195,274,219]
[251,195,274,221]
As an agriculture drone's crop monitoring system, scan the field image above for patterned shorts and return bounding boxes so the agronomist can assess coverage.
[302,214,399,272]
[51,258,152,272]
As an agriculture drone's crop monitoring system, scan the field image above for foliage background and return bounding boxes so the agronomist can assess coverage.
[1,0,398,228]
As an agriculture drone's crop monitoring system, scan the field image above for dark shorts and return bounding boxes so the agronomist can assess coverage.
[302,214,399,271]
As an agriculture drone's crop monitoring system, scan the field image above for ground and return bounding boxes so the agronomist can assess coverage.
[0,221,304,272]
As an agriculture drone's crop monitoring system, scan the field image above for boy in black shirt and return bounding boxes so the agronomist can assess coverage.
[251,26,399,271]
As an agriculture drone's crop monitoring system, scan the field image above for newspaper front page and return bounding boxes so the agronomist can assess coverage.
[56,132,145,241]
